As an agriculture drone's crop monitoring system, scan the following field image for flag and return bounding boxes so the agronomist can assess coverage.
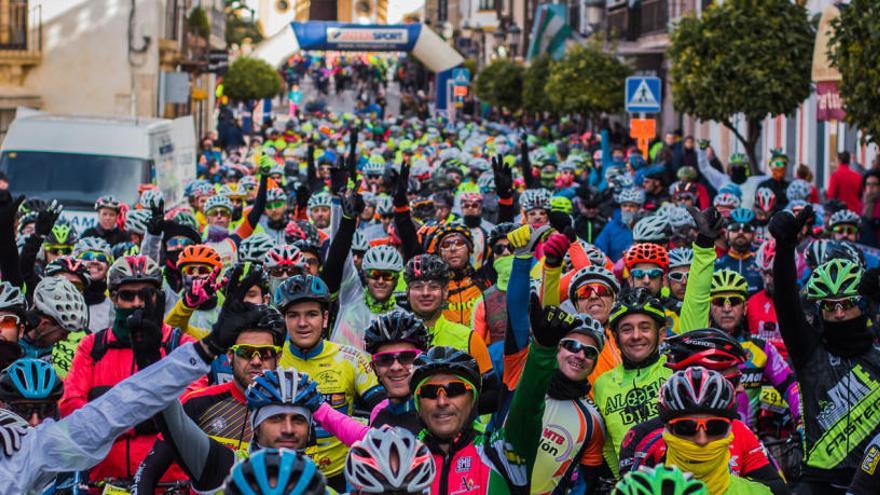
[526,4,572,61]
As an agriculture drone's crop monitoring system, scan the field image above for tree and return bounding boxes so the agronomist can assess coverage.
[474,59,524,111]
[544,42,631,120]
[187,7,211,39]
[223,57,282,102]
[522,55,552,116]
[829,0,880,145]
[668,0,813,173]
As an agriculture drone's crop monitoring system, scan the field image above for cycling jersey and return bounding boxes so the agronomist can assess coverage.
[736,335,799,429]
[51,330,87,379]
[715,252,764,294]
[849,432,880,495]
[428,315,494,376]
[443,271,487,328]
[593,356,671,478]
[279,339,384,477]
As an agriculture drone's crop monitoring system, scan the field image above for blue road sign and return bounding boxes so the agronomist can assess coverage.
[452,68,471,86]
[625,76,662,113]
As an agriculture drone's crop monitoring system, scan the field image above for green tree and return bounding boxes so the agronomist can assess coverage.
[187,7,211,39]
[474,59,524,110]
[668,0,813,173]
[544,42,631,120]
[522,55,552,116]
[223,57,282,101]
[829,0,880,145]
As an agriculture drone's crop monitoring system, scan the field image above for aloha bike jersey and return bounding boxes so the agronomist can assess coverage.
[180,380,251,451]
[532,395,605,495]
[618,417,771,477]
[736,335,799,429]
[746,290,787,359]
[279,339,384,477]
[593,356,672,478]
[52,330,87,379]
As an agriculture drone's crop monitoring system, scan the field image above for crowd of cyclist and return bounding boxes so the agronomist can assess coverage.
[2,113,880,495]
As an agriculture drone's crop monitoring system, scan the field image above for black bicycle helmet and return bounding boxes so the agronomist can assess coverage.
[364,310,431,354]
[293,239,322,259]
[43,256,91,288]
[662,328,747,372]
[249,304,286,346]
[410,346,481,395]
[488,222,518,247]
[274,275,330,311]
[658,366,738,421]
[608,287,668,331]
[403,254,450,284]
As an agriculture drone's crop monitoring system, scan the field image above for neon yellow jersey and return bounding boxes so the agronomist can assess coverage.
[53,330,87,379]
[279,339,384,477]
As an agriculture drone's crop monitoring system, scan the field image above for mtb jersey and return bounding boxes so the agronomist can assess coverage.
[428,315,494,376]
[443,272,487,328]
[52,330,87,379]
[715,251,764,294]
[279,339,384,477]
[180,381,251,451]
[736,335,799,430]
[593,357,672,478]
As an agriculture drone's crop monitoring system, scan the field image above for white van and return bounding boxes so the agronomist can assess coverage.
[0,108,196,231]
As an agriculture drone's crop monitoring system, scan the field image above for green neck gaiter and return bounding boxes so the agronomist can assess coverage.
[112,307,138,344]
[494,256,514,292]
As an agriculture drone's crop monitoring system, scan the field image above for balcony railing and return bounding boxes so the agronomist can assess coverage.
[606,0,668,41]
[0,2,40,52]
[641,0,668,35]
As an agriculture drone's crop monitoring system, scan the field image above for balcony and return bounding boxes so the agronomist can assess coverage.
[606,0,668,41]
[0,1,41,88]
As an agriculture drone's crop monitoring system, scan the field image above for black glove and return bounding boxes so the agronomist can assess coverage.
[146,198,167,236]
[129,287,165,369]
[860,267,880,302]
[330,164,348,196]
[202,264,266,355]
[768,205,813,246]
[0,191,24,233]
[341,190,365,220]
[529,299,579,348]
[686,206,724,248]
[548,211,573,237]
[34,200,63,238]
[295,184,311,212]
[492,154,513,200]
[392,160,410,208]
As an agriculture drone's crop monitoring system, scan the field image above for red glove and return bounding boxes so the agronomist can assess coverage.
[543,232,571,268]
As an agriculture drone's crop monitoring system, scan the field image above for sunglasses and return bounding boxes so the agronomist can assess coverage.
[769,160,787,169]
[667,271,688,283]
[302,257,320,267]
[711,295,745,307]
[416,380,473,400]
[207,208,231,218]
[559,339,600,360]
[492,243,513,256]
[181,265,215,277]
[372,349,422,368]
[832,225,858,235]
[0,314,21,332]
[440,238,467,250]
[77,251,110,264]
[367,270,396,282]
[45,246,72,256]
[631,268,664,280]
[667,417,732,437]
[166,237,195,250]
[575,283,614,299]
[8,401,57,421]
[269,266,302,278]
[461,202,481,209]
[727,223,754,233]
[230,344,282,361]
[819,297,860,313]
[116,288,156,302]
[267,200,286,210]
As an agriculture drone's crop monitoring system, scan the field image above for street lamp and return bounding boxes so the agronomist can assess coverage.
[508,23,521,57]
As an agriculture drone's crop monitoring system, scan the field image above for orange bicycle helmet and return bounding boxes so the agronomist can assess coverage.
[623,242,669,270]
[176,244,223,270]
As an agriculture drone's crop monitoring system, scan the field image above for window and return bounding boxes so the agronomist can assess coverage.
[479,0,496,11]
[438,0,448,21]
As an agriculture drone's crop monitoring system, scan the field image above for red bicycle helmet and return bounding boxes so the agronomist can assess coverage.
[623,243,669,270]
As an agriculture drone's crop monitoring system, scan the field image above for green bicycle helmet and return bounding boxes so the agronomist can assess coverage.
[710,269,749,297]
[613,465,708,495]
[608,288,667,331]
[806,259,862,300]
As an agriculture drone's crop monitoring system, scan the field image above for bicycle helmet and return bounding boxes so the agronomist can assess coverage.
[250,304,286,346]
[786,199,808,213]
[825,241,866,269]
[477,172,495,193]
[124,209,151,236]
[667,248,693,270]
[376,196,393,216]
[613,465,708,495]
[94,195,122,212]
[710,269,748,296]
[264,245,305,270]
[267,187,287,204]
[670,181,699,200]
[112,242,140,259]
[755,240,776,272]
[345,425,436,494]
[806,259,862,300]
[204,195,233,213]
[138,188,164,210]
[754,187,776,213]
[608,288,667,331]
[616,187,646,206]
[18,198,48,216]
[0,358,63,402]
[246,368,315,410]
[431,223,473,250]
[568,266,621,302]
[365,153,386,175]
[566,313,606,351]
[713,192,741,209]
[668,207,696,230]
[44,256,91,287]
[0,281,26,317]
[73,237,113,260]
[658,366,737,421]
[805,239,832,270]
[519,189,551,212]
[107,255,163,290]
[828,209,861,229]
[662,328,747,372]
[362,246,404,273]
[308,192,333,210]
[224,448,326,495]
[293,239,321,260]
[364,310,430,354]
[352,231,370,255]
[550,196,573,215]
[176,245,223,270]
[459,191,483,205]
[718,183,742,199]
[32,277,88,333]
[488,222,517,247]
[218,183,247,200]
[45,220,78,247]
[623,243,669,270]
[727,208,755,226]
[410,346,481,399]
[274,275,330,310]
[786,179,812,202]
[285,220,321,246]
[403,254,450,284]
[238,233,277,264]
[632,215,670,243]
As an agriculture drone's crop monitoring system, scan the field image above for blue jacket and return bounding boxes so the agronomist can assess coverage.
[594,210,633,262]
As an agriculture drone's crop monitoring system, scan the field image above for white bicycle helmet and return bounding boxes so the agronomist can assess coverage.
[308,192,333,210]
[204,195,233,213]
[33,277,88,333]
[138,189,164,210]
[519,189,551,212]
[267,188,287,204]
[632,215,670,243]
[658,366,737,421]
[786,179,812,202]
[376,196,393,216]
[107,255,163,290]
[668,206,697,230]
[828,209,861,228]
[616,187,646,206]
[568,266,621,302]
[563,240,607,272]
[345,425,436,494]
[364,154,386,176]
[125,210,151,235]
[239,233,277,263]
[362,246,404,273]
[0,281,25,316]
[668,247,694,269]
[264,244,305,269]
[352,231,370,254]
[713,192,741,209]
[73,237,113,260]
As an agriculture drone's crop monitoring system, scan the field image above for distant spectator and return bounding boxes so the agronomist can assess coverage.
[828,151,863,212]
[0,171,8,190]
[861,169,880,248]
[795,164,819,203]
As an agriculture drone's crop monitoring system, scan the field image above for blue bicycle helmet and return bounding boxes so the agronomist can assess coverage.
[246,368,320,411]
[224,448,326,495]
[727,208,755,226]
[0,358,63,401]
[274,275,330,311]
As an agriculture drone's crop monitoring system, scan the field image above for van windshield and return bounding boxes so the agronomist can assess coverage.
[0,151,149,208]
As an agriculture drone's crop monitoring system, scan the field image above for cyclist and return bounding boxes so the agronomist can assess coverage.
[0,282,25,366]
[19,277,88,361]
[827,208,861,243]
[0,358,63,427]
[624,243,668,299]
[758,151,790,211]
[343,425,436,495]
[666,247,693,308]
[746,239,786,358]
[658,367,772,494]
[41,218,79,264]
[564,265,623,384]
[259,187,290,244]
[73,236,114,331]
[308,191,334,233]
[82,195,128,246]
[714,208,763,293]
[431,223,489,328]
[595,187,644,262]
[458,191,494,269]
[263,244,307,295]
[165,244,225,332]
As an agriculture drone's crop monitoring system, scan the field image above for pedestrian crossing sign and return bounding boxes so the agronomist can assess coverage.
[625,76,662,113]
